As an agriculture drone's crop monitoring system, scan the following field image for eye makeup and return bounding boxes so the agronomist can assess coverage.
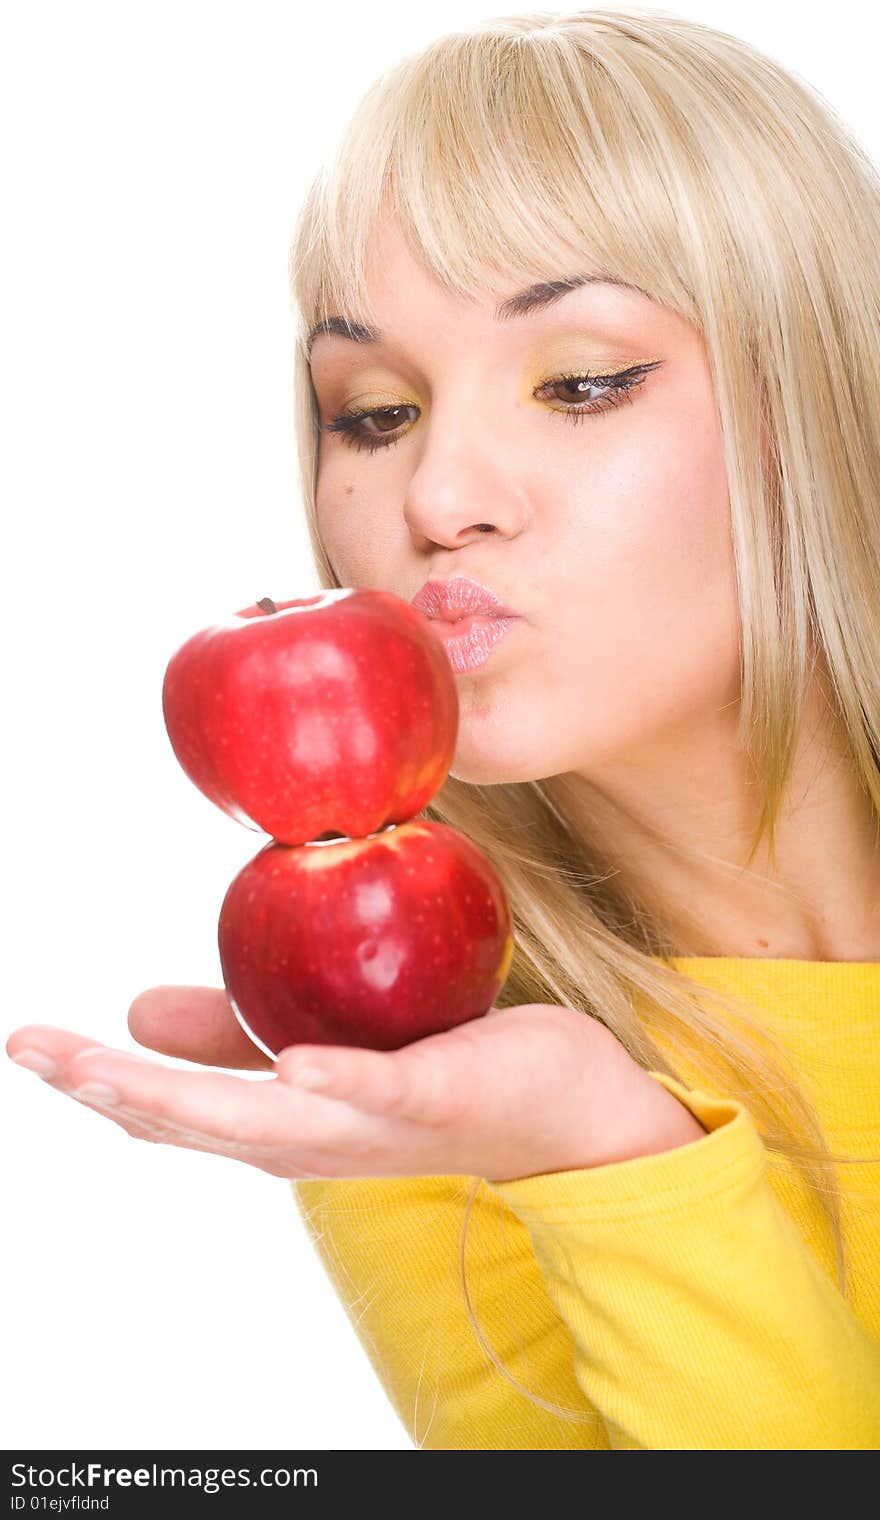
[322,360,664,454]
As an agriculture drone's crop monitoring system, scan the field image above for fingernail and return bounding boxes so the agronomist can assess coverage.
[291,1065,328,1089]
[71,1083,119,1106]
[11,1048,57,1079]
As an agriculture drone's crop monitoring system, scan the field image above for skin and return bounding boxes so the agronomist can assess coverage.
[7,216,880,1177]
[311,217,880,963]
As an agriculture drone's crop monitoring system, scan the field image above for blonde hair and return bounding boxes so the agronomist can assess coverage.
[287,7,880,1420]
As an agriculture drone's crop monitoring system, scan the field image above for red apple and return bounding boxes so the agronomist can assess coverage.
[217,819,514,1055]
[162,590,459,845]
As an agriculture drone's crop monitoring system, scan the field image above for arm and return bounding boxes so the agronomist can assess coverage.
[291,1171,613,1449]
[287,1012,711,1451]
[485,1072,880,1450]
[18,991,875,1448]
[4,992,699,1451]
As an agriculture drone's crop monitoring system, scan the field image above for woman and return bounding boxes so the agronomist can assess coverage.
[8,9,880,1448]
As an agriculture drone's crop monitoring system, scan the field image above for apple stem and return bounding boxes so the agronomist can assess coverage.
[256,597,279,615]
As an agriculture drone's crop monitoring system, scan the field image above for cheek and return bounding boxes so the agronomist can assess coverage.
[534,408,742,758]
[315,475,390,587]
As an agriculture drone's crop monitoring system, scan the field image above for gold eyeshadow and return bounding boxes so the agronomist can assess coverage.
[313,335,658,416]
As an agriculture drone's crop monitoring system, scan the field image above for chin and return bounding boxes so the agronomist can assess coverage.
[447,750,546,787]
[445,695,558,786]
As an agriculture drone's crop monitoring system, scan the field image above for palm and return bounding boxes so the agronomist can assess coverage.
[125,986,611,1130]
[7,985,632,1183]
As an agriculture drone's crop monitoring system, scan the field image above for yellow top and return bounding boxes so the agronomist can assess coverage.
[290,957,880,1450]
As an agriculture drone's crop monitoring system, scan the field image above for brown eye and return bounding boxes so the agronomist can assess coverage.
[324,403,417,453]
[548,377,609,405]
[534,362,663,424]
[370,407,409,433]
[323,360,664,456]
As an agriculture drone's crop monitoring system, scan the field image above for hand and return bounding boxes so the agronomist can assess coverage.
[6,989,705,1184]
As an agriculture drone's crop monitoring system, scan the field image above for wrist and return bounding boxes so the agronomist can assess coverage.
[564,1058,708,1172]
[595,1069,708,1167]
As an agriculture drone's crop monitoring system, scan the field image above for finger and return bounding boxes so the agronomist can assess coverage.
[127,986,273,1071]
[66,1067,357,1180]
[68,1085,277,1161]
[7,1035,177,1146]
[64,1044,287,1141]
[7,1026,173,1154]
[8,1029,262,1149]
[70,1088,177,1143]
[7,1024,149,1084]
[64,1046,361,1163]
[276,1041,461,1127]
[8,1030,336,1174]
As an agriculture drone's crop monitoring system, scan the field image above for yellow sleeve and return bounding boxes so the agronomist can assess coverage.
[484,1072,880,1450]
[290,1171,611,1449]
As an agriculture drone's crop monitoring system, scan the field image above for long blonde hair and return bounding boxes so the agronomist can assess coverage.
[286,8,880,1418]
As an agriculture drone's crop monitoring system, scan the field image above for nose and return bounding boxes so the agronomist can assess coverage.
[402,392,528,547]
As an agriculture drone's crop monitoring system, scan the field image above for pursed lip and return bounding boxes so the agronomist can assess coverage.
[409,575,520,623]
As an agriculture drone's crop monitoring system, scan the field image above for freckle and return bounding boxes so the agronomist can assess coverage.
[757,937,769,947]
[346,485,354,496]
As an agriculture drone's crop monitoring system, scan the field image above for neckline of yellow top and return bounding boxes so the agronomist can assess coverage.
[653,955,880,969]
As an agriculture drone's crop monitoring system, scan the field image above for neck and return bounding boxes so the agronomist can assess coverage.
[555,677,880,962]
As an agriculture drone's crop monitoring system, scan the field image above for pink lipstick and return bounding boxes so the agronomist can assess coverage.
[410,576,521,673]
[426,614,519,672]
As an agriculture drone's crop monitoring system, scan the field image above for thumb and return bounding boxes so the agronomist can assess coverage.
[276,1041,457,1126]
[127,986,274,1070]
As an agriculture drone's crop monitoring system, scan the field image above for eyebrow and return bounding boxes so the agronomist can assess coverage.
[305,274,647,359]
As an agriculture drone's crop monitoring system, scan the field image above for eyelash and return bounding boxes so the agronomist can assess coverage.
[323,362,661,455]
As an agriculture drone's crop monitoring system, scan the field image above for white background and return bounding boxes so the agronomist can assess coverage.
[2,0,877,1453]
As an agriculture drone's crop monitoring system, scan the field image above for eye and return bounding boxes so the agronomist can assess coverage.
[322,361,663,453]
[535,362,662,425]
[323,403,417,454]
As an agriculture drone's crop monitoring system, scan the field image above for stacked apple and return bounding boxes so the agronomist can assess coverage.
[161,590,514,1058]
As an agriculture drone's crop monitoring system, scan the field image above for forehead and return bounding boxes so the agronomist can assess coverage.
[341,214,617,317]
[307,218,659,363]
